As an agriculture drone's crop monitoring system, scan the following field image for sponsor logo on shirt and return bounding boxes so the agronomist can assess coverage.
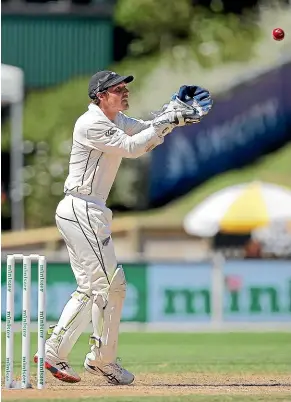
[105,128,118,137]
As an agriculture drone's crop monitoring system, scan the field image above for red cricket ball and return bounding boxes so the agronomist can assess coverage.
[272,28,285,41]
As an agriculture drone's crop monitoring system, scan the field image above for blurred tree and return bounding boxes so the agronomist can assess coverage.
[115,0,259,64]
[115,0,194,55]
[188,7,259,67]
[192,0,260,14]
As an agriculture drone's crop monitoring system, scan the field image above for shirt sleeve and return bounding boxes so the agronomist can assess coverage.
[116,112,152,136]
[85,120,164,158]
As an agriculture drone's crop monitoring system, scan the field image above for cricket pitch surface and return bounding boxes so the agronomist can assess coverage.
[2,373,291,401]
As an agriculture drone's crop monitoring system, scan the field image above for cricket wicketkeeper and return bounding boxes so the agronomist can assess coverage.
[34,70,213,384]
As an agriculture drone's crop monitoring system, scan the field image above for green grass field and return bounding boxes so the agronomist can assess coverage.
[2,332,291,401]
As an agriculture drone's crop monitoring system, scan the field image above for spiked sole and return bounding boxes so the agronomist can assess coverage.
[34,355,81,383]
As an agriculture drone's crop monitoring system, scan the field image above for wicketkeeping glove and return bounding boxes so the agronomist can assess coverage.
[152,108,202,137]
[150,84,213,137]
[173,85,213,118]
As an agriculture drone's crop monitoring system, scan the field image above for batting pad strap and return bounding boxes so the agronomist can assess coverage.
[49,326,66,337]
[72,291,91,303]
[47,325,56,335]
[89,335,101,348]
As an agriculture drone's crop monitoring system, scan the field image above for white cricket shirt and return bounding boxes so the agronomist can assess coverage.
[64,104,163,204]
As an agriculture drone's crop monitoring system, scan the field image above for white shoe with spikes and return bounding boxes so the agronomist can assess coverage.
[84,356,134,385]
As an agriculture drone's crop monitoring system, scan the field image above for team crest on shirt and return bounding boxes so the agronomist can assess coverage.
[105,128,117,137]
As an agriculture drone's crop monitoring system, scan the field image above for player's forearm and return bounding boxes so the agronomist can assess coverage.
[121,116,152,136]
[120,126,164,158]
[86,123,165,158]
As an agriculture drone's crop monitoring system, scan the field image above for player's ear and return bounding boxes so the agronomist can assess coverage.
[98,91,107,102]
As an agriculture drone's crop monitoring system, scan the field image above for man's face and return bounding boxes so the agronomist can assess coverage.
[99,82,129,112]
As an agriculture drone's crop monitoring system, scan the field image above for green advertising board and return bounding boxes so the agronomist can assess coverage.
[1,262,147,322]
[2,260,290,324]
[148,262,291,322]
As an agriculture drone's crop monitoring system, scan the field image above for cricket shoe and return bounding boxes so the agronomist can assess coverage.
[34,353,81,383]
[84,356,134,385]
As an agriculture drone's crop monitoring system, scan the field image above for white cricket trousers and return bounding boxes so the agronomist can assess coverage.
[55,194,118,296]
[46,193,123,363]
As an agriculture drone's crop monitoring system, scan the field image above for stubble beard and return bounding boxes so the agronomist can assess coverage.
[121,100,129,110]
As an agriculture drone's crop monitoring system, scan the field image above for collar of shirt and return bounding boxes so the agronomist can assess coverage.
[88,103,105,116]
